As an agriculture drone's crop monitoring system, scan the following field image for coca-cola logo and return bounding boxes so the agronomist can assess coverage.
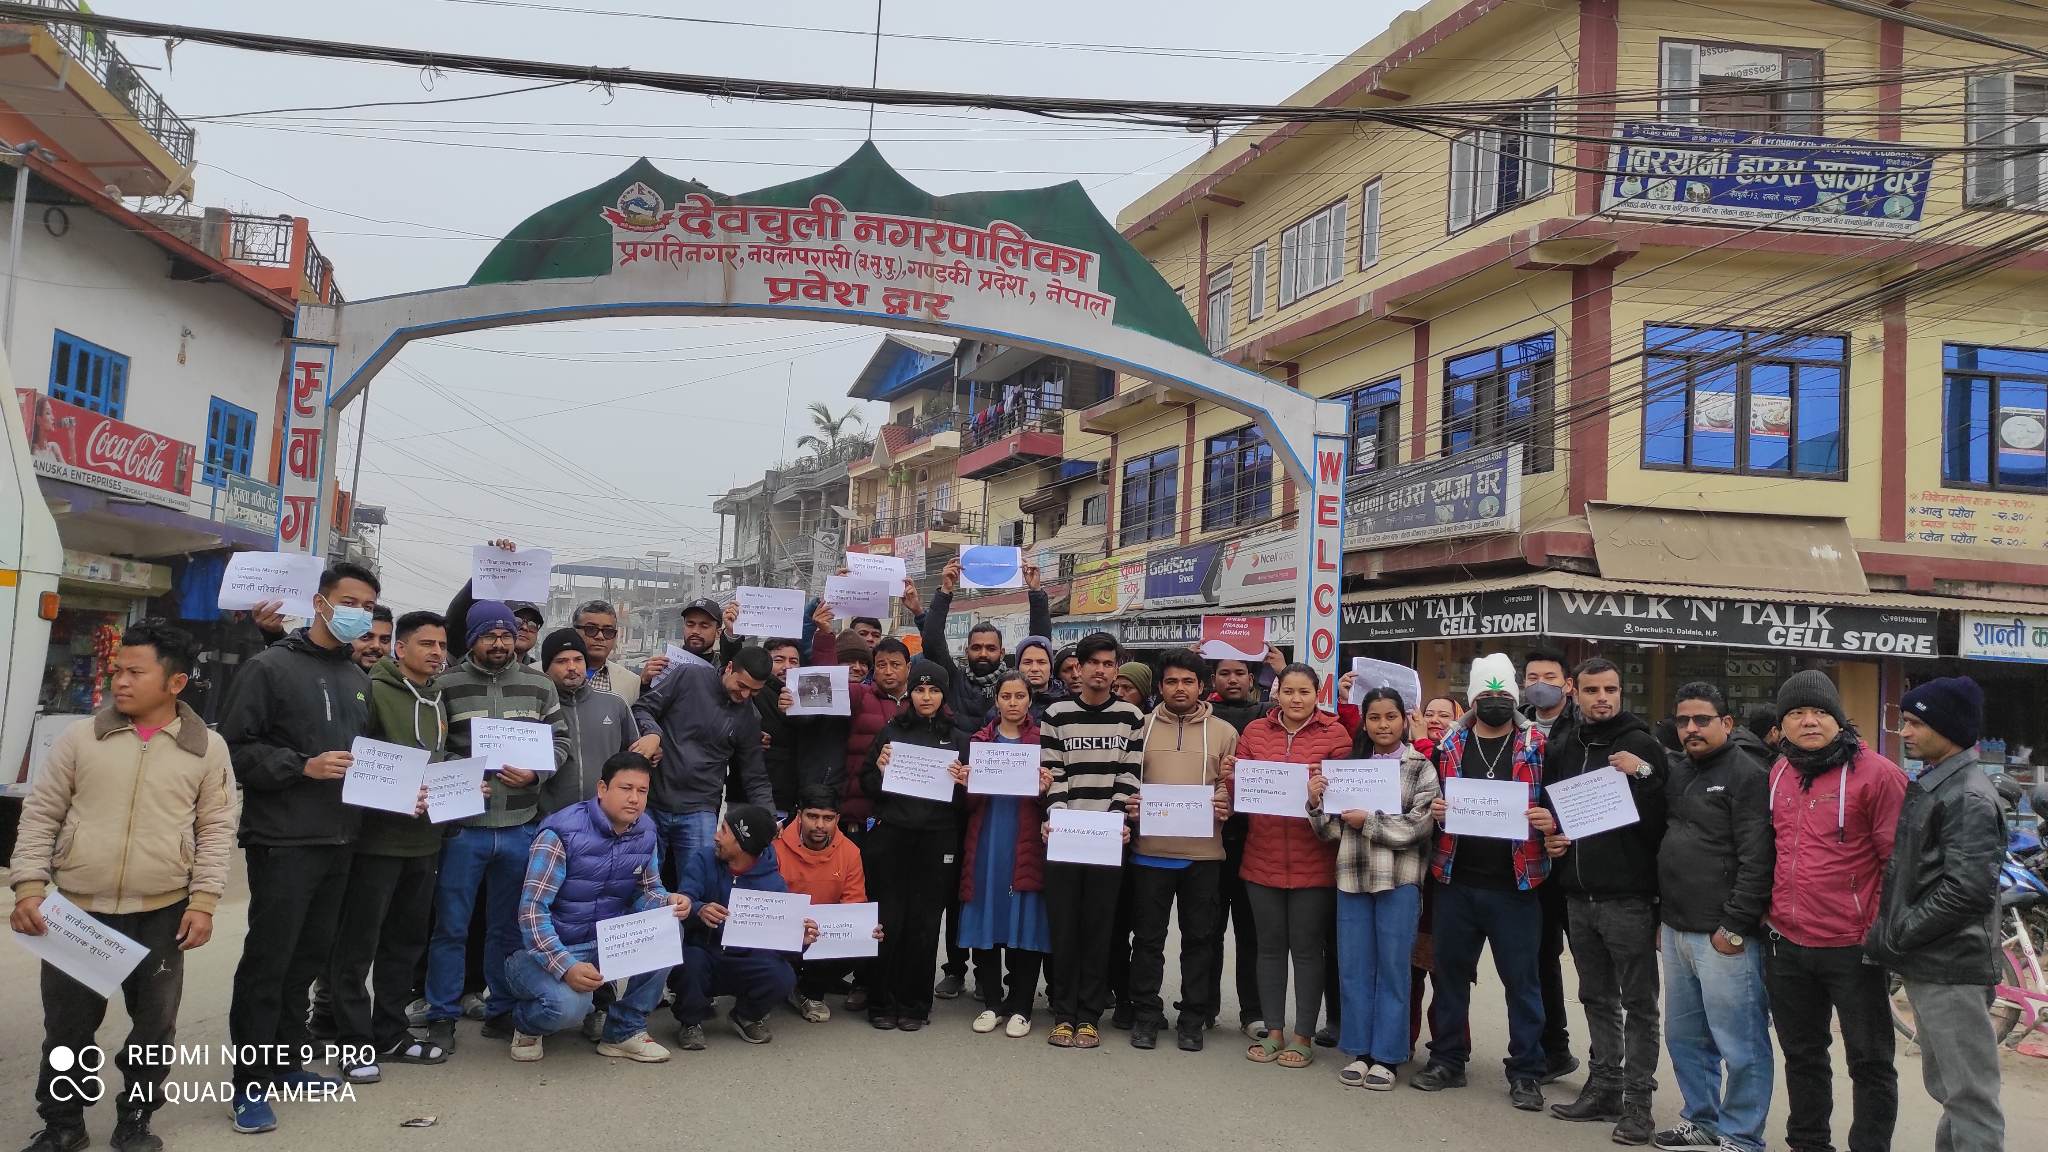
[84,423,176,484]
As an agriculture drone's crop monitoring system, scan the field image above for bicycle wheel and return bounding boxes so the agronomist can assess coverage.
[1993,943,2039,1047]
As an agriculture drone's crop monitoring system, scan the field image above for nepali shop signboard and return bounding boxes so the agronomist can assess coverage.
[1341,587,1544,643]
[1960,612,2048,663]
[1217,527,1303,608]
[1544,589,1938,657]
[1144,540,1223,608]
[221,473,282,536]
[1603,122,1930,236]
[1345,447,1521,550]
[1070,556,1120,615]
[470,143,1204,357]
[15,390,194,509]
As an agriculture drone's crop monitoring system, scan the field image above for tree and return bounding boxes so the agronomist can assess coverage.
[796,402,866,458]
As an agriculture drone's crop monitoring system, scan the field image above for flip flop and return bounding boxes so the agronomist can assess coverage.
[1246,1033,1283,1063]
[1276,1042,1314,1069]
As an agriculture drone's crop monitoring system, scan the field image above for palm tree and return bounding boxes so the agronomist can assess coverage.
[796,402,866,460]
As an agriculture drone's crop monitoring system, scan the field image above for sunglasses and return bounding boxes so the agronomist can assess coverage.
[577,625,620,640]
[1674,714,1723,729]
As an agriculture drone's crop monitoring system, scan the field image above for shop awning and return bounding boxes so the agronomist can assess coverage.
[1587,505,1871,595]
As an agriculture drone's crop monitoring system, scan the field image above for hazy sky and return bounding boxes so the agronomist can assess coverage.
[129,0,1407,609]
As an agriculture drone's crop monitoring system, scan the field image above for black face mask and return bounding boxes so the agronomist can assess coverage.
[1474,696,1517,728]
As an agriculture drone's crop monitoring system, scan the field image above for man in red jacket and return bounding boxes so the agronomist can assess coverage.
[1763,670,1907,1152]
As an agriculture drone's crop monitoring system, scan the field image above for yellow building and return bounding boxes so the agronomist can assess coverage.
[1106,0,2048,769]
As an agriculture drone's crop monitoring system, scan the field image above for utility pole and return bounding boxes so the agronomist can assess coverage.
[3,140,41,355]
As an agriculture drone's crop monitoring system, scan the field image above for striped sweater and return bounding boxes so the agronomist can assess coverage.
[439,656,571,829]
[1040,695,1145,815]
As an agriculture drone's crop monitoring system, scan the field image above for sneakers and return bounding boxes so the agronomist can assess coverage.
[1176,1019,1204,1052]
[459,991,488,1021]
[1005,1014,1033,1039]
[1240,1019,1268,1040]
[581,1009,608,1043]
[933,972,966,999]
[729,1009,773,1045]
[675,1023,707,1051]
[797,997,832,1024]
[109,1112,162,1152]
[1047,1022,1076,1048]
[479,1014,513,1041]
[21,1126,87,1152]
[1550,1084,1623,1123]
[1613,1095,1655,1146]
[1651,1122,1721,1151]
[508,1031,543,1062]
[595,1032,671,1063]
[229,1087,278,1134]
[1073,1022,1101,1049]
[1542,1051,1581,1084]
[1509,1079,1546,1112]
[1130,1020,1159,1050]
[1409,1062,1467,1092]
[972,1010,1001,1034]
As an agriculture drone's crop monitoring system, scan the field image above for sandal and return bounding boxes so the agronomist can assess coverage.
[382,1038,448,1066]
[1246,1032,1284,1063]
[1276,1042,1314,1069]
[342,1061,381,1084]
[1341,1058,1369,1087]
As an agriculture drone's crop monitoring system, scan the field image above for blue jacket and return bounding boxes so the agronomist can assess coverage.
[540,799,661,947]
[681,841,788,950]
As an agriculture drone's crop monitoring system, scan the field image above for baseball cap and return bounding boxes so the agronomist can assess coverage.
[681,597,722,622]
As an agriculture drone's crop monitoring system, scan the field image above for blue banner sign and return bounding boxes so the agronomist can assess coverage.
[1604,122,1930,236]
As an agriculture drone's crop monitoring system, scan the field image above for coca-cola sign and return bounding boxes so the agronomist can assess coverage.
[15,390,196,509]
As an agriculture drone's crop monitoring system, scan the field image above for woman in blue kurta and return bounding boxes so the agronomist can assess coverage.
[958,672,1052,1037]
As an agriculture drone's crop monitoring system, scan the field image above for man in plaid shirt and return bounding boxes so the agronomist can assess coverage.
[502,752,690,1064]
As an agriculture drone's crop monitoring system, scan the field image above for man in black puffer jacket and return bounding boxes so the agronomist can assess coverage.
[1540,658,1670,1144]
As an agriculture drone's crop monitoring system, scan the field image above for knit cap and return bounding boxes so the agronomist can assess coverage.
[1900,676,1984,752]
[1776,669,1845,726]
[1468,652,1519,702]
[540,628,587,669]
[1118,662,1154,698]
[465,601,518,649]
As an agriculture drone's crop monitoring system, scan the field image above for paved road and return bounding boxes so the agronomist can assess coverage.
[4,859,2046,1151]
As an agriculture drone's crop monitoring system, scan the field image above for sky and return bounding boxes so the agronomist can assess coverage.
[121,0,1410,610]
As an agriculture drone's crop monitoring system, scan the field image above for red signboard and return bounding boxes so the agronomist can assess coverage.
[15,390,195,508]
[1200,615,1267,661]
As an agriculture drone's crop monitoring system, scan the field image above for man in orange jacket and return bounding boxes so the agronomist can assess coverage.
[776,786,870,1023]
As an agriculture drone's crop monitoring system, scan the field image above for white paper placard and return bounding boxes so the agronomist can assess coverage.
[471,717,556,775]
[11,891,147,998]
[735,586,805,637]
[1444,776,1532,840]
[342,737,430,815]
[721,888,811,952]
[824,575,891,619]
[1546,766,1642,840]
[1046,807,1125,866]
[879,741,958,803]
[595,905,685,980]
[1320,758,1404,816]
[845,552,906,584]
[803,901,880,960]
[471,545,553,603]
[1349,656,1423,714]
[958,545,1025,590]
[967,741,1040,796]
[217,551,324,617]
[423,755,487,823]
[664,643,712,671]
[1233,759,1311,818]
[786,665,852,717]
[1139,783,1215,838]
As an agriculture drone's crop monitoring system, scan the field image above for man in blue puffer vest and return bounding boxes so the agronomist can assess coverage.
[503,751,692,1064]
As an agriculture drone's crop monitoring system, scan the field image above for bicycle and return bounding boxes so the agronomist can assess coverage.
[1888,854,2048,1048]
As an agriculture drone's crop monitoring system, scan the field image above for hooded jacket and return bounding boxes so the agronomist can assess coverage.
[359,657,448,858]
[219,628,371,847]
[960,713,1048,901]
[632,657,771,815]
[1766,739,1908,948]
[541,678,637,815]
[1659,737,1774,936]
[1541,709,1669,899]
[861,705,965,833]
[1865,749,2006,984]
[921,586,1051,742]
[440,654,572,829]
[1134,701,1236,860]
[1234,707,1349,889]
[775,819,867,905]
[680,840,790,953]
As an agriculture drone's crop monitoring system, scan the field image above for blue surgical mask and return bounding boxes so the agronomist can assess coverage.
[323,600,374,644]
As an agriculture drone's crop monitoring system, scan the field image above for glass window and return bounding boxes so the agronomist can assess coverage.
[1640,326,1847,478]
[1119,448,1179,547]
[1205,268,1233,353]
[1279,200,1348,306]
[1661,41,1822,134]
[1943,344,2048,490]
[1346,379,1401,474]
[1448,91,1557,232]
[202,397,258,488]
[1440,334,1556,472]
[1201,425,1274,531]
[1081,492,1107,526]
[1247,244,1267,320]
[1360,181,1382,268]
[48,330,130,417]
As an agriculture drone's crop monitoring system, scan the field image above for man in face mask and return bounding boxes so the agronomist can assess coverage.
[1518,648,1578,1085]
[1412,653,1558,1114]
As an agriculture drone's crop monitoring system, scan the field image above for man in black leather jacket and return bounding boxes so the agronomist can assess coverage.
[1866,676,2004,1152]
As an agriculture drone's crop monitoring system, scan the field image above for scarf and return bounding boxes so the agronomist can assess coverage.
[963,660,1004,702]
[1781,725,1860,790]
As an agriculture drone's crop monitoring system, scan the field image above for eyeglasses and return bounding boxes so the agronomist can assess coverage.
[1673,714,1722,729]
[577,625,620,639]
[516,621,540,633]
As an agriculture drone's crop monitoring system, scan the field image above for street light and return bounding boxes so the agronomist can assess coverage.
[643,550,670,651]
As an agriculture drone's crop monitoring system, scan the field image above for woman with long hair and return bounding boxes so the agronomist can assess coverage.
[957,672,1052,1038]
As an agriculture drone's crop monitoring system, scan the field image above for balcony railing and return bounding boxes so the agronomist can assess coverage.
[22,0,196,167]
[228,216,293,268]
[847,508,985,545]
[897,409,960,448]
[966,398,1064,451]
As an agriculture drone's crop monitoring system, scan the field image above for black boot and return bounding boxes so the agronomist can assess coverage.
[19,1125,87,1152]
[110,1110,163,1152]
[1610,1093,1653,1146]
[1549,1081,1623,1123]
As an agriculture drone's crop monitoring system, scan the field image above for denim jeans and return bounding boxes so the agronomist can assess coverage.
[1662,925,1773,1152]
[1567,894,1661,1095]
[675,944,797,1026]
[1428,882,1544,1080]
[426,823,538,1022]
[500,944,667,1043]
[1336,884,1420,1067]
[1765,934,1897,1152]
[653,809,718,892]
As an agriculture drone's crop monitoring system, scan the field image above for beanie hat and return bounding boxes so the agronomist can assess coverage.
[1118,662,1154,698]
[1901,676,1984,752]
[1015,635,1053,664]
[1468,653,1519,702]
[1776,669,1845,726]
[724,804,775,859]
[837,634,874,665]
[540,628,588,669]
[465,601,519,649]
[908,657,950,694]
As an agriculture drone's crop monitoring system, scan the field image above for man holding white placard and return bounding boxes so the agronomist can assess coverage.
[421,601,571,1057]
[1126,649,1236,1053]
[1535,658,1669,1143]
[775,787,875,1024]
[1411,654,1556,1113]
[674,805,817,1050]
[11,622,237,1152]
[503,752,689,1064]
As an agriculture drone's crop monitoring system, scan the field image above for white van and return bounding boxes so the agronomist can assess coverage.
[1,356,64,789]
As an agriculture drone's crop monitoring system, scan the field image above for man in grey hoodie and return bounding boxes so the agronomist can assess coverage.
[537,629,635,815]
